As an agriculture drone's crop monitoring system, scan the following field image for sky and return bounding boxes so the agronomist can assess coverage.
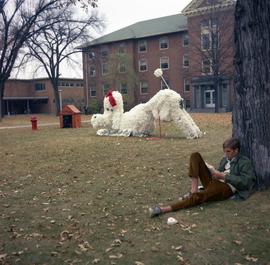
[13,0,192,79]
[98,0,192,35]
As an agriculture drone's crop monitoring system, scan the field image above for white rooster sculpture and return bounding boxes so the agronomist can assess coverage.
[91,69,202,139]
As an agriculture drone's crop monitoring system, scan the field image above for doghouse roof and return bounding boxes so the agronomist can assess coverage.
[62,105,81,114]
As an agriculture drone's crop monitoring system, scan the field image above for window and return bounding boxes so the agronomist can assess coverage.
[138,40,147,52]
[90,86,96,97]
[159,37,169,49]
[35,83,45,91]
[161,79,169,90]
[201,33,210,50]
[185,99,191,108]
[118,62,126,73]
[89,66,96,77]
[202,58,212,74]
[222,83,229,107]
[204,89,215,108]
[139,59,148,72]
[183,34,189,47]
[140,81,148,94]
[101,46,109,57]
[118,43,126,54]
[183,54,189,67]
[103,83,110,95]
[184,79,190,92]
[102,63,109,75]
[201,19,209,29]
[160,57,169,70]
[120,83,128,94]
[88,51,95,59]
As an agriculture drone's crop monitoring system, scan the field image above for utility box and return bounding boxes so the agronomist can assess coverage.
[60,105,81,128]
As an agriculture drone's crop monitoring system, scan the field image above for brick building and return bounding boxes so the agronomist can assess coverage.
[80,0,235,112]
[4,78,84,115]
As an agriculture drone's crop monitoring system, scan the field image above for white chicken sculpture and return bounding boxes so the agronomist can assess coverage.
[91,69,202,139]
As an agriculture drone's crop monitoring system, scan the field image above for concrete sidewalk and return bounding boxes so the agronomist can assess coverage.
[0,120,91,130]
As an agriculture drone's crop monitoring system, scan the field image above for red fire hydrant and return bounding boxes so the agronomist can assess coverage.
[30,116,38,131]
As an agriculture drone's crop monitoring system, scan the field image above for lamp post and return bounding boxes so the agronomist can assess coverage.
[58,89,63,112]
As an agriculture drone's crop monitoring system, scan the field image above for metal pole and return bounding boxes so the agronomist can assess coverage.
[58,89,63,111]
[160,75,170,89]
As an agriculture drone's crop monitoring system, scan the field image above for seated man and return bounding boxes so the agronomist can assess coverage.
[149,137,256,218]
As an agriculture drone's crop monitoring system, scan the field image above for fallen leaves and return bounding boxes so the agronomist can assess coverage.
[245,254,258,262]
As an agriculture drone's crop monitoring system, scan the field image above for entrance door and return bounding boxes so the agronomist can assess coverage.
[204,89,215,108]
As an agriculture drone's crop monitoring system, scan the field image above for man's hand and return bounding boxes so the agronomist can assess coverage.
[211,170,226,180]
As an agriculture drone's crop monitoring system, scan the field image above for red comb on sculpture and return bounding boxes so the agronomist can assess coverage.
[106,90,117,107]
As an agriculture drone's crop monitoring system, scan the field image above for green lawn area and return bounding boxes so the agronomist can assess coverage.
[0,113,269,265]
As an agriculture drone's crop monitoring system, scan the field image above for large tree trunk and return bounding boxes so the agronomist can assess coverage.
[233,0,270,189]
[0,81,5,120]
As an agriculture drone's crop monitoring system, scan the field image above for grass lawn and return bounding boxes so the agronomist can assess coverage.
[0,113,269,265]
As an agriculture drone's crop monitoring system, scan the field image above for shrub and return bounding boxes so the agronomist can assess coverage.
[85,99,101,114]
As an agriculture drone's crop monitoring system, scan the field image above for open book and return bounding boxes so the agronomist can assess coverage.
[205,162,217,174]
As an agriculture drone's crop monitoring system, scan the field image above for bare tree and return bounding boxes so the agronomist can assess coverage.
[24,5,103,115]
[187,1,235,112]
[105,53,138,109]
[0,0,98,120]
[233,0,270,189]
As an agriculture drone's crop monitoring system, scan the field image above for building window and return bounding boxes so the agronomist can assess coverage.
[201,19,209,29]
[140,81,148,94]
[35,83,45,91]
[90,86,96,97]
[185,99,191,108]
[202,58,212,74]
[120,83,128,94]
[204,88,215,108]
[160,56,169,70]
[118,43,126,54]
[201,33,210,50]
[183,33,189,47]
[184,79,190,92]
[88,50,95,59]
[102,62,109,75]
[183,54,189,68]
[161,79,169,90]
[101,46,109,57]
[89,66,96,77]
[139,59,148,72]
[103,83,110,95]
[222,83,229,107]
[118,62,126,73]
[159,37,169,49]
[138,40,147,53]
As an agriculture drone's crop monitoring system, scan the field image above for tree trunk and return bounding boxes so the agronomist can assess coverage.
[0,81,5,120]
[233,0,270,189]
[53,83,61,116]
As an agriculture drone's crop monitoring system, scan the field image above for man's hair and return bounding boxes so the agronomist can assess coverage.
[223,137,240,150]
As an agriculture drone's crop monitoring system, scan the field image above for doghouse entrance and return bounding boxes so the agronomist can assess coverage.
[63,115,72,128]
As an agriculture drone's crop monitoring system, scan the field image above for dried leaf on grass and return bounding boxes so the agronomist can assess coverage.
[92,258,101,264]
[109,253,123,259]
[245,255,258,262]
[134,262,145,265]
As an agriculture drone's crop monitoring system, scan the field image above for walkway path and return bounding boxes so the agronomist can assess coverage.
[0,120,91,130]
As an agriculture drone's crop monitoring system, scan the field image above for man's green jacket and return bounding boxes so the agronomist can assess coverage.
[218,154,256,199]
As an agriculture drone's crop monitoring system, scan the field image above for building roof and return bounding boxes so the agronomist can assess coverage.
[182,0,236,16]
[79,13,187,48]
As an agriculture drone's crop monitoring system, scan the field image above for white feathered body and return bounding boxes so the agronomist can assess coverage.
[91,89,202,139]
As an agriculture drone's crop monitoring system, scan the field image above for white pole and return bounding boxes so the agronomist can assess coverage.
[160,75,170,89]
[58,89,63,111]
